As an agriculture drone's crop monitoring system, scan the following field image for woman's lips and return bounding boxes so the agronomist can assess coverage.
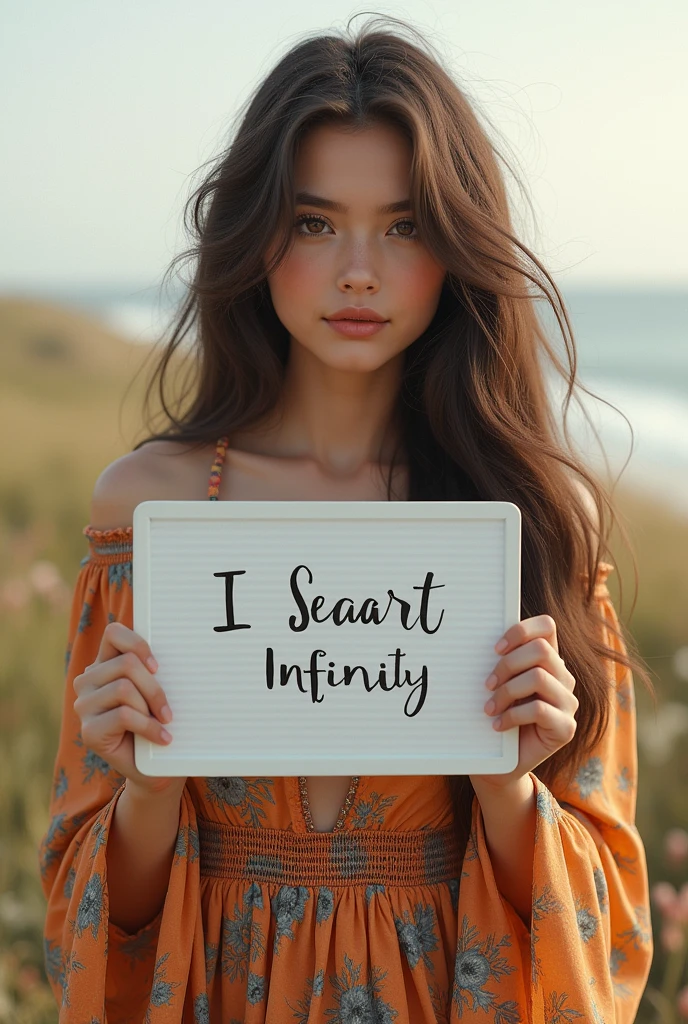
[324,318,388,338]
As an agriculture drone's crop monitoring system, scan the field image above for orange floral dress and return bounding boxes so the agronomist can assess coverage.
[39,438,653,1024]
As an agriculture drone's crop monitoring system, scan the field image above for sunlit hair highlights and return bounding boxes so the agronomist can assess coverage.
[132,14,654,857]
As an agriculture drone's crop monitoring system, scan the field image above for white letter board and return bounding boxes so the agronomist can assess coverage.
[132,500,521,777]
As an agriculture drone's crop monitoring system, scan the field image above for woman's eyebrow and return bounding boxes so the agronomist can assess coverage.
[295,190,411,214]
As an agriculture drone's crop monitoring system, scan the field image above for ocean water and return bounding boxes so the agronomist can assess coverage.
[12,282,688,515]
[541,289,688,515]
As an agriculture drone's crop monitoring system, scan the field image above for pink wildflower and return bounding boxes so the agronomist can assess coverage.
[665,828,688,868]
[677,985,688,1019]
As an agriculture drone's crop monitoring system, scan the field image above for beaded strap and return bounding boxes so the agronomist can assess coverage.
[208,436,230,500]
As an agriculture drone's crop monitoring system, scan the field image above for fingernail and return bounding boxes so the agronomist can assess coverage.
[492,716,502,729]
[495,639,508,653]
[160,728,173,742]
[484,699,495,714]
[486,674,498,689]
[147,656,158,673]
[160,704,173,724]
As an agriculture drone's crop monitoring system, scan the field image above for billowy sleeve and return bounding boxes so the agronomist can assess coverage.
[453,562,653,1024]
[38,528,202,1022]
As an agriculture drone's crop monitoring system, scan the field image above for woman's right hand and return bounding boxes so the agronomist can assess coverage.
[73,621,186,798]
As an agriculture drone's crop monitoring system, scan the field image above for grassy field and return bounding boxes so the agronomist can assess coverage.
[0,295,686,1022]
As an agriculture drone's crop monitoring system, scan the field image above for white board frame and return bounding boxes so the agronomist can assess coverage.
[133,500,521,777]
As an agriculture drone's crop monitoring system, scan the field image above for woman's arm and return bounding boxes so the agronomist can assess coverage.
[470,773,536,927]
[87,457,189,933]
[107,779,186,933]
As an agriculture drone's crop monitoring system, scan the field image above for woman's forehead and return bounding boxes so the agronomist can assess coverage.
[293,123,413,207]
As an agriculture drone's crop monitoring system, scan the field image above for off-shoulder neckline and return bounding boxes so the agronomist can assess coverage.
[81,436,616,585]
[83,435,229,543]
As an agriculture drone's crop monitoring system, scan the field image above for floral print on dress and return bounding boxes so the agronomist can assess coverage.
[451,916,518,1021]
[73,731,124,789]
[531,884,564,989]
[316,886,335,923]
[61,950,86,1009]
[220,899,266,981]
[39,813,70,878]
[108,560,132,590]
[205,941,219,982]
[618,904,652,950]
[54,766,69,799]
[592,867,609,912]
[535,787,562,825]
[193,991,210,1024]
[145,952,181,1022]
[428,983,451,1024]
[77,596,94,633]
[120,919,160,964]
[365,884,386,904]
[82,749,115,784]
[44,938,65,998]
[615,674,632,716]
[205,776,275,827]
[544,991,584,1022]
[394,903,439,972]
[174,824,200,863]
[90,820,108,859]
[612,847,638,874]
[247,971,266,1004]
[461,827,479,878]
[610,946,632,1000]
[349,790,398,829]
[272,886,310,954]
[573,756,605,801]
[63,864,76,899]
[575,900,599,943]
[287,970,326,1022]
[75,874,104,940]
[244,881,264,909]
[324,954,398,1023]
[616,766,632,792]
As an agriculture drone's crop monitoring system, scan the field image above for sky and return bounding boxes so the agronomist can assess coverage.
[1,0,686,291]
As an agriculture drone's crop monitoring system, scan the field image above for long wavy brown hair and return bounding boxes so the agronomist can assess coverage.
[131,14,654,856]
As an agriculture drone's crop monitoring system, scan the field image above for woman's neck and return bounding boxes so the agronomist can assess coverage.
[232,343,406,476]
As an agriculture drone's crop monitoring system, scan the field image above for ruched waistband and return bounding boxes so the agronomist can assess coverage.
[198,819,463,888]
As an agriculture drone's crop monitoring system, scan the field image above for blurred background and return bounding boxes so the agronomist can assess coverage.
[1,1,686,1021]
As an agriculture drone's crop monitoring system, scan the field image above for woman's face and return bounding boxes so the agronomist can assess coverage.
[265,121,447,374]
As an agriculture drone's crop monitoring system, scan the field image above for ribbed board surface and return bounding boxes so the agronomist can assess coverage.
[133,503,520,776]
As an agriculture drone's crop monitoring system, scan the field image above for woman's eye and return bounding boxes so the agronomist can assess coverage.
[294,214,418,240]
[390,219,417,240]
[295,214,332,236]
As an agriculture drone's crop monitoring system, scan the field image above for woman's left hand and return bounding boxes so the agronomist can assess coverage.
[470,614,579,791]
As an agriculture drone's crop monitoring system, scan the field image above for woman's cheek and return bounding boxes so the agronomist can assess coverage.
[395,259,445,324]
[270,250,325,311]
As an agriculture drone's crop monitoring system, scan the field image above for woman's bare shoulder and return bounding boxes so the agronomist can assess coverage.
[89,439,215,530]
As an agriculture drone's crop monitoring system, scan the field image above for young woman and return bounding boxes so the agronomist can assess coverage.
[39,17,654,1024]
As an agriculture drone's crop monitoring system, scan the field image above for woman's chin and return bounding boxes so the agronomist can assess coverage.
[290,337,405,375]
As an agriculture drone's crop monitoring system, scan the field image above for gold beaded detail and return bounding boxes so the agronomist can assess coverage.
[298,776,361,833]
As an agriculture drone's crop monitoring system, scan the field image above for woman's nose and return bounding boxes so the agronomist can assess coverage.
[335,248,380,292]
